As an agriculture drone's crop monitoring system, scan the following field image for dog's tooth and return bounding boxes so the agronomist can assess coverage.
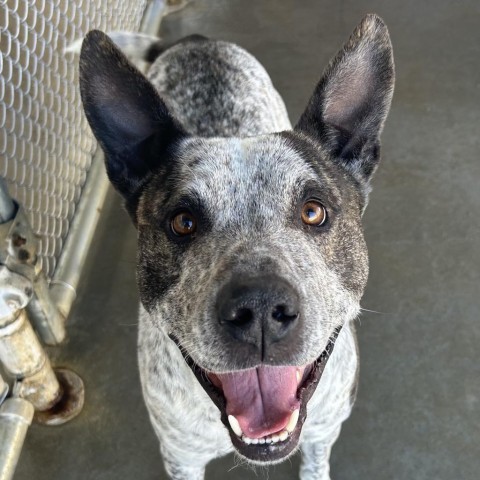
[243,436,252,445]
[286,409,300,433]
[265,437,272,444]
[271,434,280,443]
[259,438,266,444]
[251,438,259,444]
[279,430,288,442]
[228,415,243,437]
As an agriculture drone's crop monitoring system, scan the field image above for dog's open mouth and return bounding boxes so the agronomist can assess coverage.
[170,327,341,463]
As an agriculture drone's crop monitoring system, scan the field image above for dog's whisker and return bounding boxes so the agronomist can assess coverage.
[360,307,388,315]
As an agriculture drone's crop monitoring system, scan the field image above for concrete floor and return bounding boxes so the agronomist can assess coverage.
[15,0,480,479]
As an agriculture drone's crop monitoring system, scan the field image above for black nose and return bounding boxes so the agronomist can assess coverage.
[216,276,300,351]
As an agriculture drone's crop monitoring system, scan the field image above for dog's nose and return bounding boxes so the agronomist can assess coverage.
[216,276,300,350]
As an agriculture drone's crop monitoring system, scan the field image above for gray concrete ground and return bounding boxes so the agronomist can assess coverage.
[15,0,480,479]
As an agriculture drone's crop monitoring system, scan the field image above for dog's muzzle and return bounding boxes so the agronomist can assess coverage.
[170,274,342,462]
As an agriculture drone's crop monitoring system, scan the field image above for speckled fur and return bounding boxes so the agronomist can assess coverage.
[79,14,394,480]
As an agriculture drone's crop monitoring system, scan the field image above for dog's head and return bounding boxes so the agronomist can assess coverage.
[79,14,394,463]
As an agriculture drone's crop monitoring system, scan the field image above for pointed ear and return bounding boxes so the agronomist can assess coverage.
[295,14,394,181]
[79,30,186,204]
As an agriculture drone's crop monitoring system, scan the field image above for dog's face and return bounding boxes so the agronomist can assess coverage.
[80,15,394,464]
[136,132,367,366]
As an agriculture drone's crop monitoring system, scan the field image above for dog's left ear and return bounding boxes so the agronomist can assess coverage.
[79,30,186,213]
[296,14,394,182]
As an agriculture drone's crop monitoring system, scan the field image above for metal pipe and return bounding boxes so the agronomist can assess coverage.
[49,150,109,320]
[0,268,84,423]
[26,270,66,345]
[0,398,34,480]
[0,374,7,405]
[0,307,61,412]
[141,0,168,35]
[0,180,16,225]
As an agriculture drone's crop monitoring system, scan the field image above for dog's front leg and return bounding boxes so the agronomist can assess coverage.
[162,460,205,480]
[159,446,206,480]
[148,413,216,480]
[139,317,232,480]
[299,429,340,480]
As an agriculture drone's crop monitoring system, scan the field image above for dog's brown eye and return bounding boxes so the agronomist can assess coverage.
[301,201,327,226]
[171,211,197,236]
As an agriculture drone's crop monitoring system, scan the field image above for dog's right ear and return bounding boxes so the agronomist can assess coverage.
[79,30,185,209]
[295,14,394,185]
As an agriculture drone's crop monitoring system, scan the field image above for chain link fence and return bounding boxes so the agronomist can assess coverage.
[0,4,166,477]
[0,0,149,278]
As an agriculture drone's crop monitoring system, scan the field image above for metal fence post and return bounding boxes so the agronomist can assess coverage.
[0,183,16,226]
[0,374,7,405]
[0,398,34,480]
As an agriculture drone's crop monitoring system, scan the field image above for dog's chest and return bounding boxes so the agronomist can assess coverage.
[137,308,233,456]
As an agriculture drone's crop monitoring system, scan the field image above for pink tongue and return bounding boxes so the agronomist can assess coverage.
[215,366,300,439]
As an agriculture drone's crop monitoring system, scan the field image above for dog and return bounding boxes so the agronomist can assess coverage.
[78,14,394,479]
